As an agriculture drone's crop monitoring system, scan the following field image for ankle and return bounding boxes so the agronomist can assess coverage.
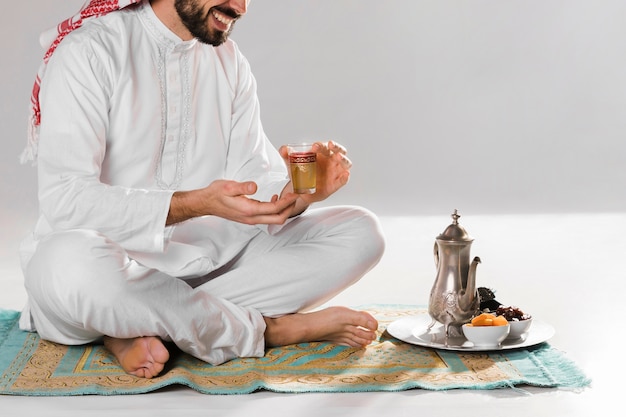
[263,315,305,347]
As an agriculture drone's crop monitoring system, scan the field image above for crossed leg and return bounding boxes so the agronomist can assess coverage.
[101,207,384,378]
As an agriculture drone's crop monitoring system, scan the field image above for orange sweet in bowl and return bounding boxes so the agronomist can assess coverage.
[463,314,510,347]
[469,313,508,327]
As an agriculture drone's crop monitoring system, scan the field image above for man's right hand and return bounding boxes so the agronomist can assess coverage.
[166,180,298,226]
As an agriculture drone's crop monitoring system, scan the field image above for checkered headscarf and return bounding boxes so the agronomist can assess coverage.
[22,0,142,163]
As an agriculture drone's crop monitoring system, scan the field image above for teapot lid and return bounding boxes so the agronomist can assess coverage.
[437,209,473,242]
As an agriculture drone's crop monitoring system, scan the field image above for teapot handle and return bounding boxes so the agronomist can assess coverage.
[433,242,439,268]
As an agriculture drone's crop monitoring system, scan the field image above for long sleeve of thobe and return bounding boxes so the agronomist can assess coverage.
[36,39,173,253]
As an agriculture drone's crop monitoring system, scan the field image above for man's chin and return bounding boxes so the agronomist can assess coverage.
[193,25,232,46]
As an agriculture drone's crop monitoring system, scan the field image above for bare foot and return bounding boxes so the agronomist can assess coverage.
[103,336,170,379]
[263,306,379,348]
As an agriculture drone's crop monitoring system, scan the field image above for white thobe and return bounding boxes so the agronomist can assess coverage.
[20,1,385,365]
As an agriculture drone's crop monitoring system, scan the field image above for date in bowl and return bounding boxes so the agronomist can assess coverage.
[495,306,533,340]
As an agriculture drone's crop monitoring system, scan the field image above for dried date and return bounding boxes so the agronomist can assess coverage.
[495,306,531,321]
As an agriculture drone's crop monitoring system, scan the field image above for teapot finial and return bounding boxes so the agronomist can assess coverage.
[451,209,460,225]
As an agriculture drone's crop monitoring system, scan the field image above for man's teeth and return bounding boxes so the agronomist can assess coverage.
[213,11,233,25]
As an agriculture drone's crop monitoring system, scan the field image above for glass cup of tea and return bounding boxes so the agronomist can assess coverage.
[286,143,317,194]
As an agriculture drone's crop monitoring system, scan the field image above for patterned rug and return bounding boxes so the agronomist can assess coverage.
[0,305,590,396]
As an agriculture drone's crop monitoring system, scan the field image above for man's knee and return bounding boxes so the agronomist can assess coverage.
[23,230,122,343]
[345,206,386,263]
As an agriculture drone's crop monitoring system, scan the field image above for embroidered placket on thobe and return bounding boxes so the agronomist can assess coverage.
[158,42,190,189]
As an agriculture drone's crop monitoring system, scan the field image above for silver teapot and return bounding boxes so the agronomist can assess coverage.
[427,210,481,341]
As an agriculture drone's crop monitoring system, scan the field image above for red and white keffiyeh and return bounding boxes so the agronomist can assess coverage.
[22,0,142,163]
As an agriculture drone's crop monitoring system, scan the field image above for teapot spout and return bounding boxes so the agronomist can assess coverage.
[457,256,481,314]
[467,256,481,295]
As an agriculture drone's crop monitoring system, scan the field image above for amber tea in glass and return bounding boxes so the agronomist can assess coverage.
[287,143,316,194]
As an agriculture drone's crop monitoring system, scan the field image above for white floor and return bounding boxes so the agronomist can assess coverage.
[1,213,624,416]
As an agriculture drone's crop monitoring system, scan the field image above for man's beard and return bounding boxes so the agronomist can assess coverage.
[174,0,239,46]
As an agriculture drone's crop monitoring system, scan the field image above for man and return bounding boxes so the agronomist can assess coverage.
[20,0,385,379]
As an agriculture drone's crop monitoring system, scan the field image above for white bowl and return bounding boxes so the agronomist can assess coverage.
[507,318,533,339]
[462,323,510,347]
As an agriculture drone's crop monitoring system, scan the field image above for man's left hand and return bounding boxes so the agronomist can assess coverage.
[279,140,352,205]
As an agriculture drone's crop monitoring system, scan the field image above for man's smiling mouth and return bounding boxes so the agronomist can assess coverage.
[212,9,235,26]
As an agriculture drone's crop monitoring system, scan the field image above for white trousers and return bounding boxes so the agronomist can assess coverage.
[22,206,385,365]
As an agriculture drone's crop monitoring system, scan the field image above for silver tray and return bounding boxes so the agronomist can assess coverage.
[386,312,555,351]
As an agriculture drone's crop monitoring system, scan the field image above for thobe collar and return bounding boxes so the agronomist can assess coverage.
[138,0,198,52]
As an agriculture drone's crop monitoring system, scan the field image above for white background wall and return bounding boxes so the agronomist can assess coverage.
[1,0,624,225]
